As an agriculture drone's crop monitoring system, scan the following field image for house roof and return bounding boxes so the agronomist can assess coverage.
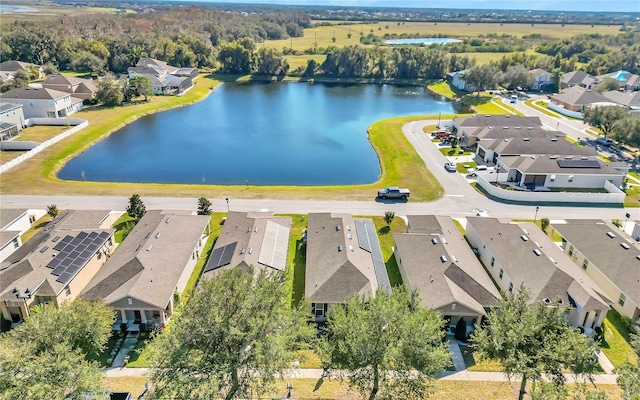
[0,210,115,300]
[472,126,564,142]
[453,115,542,133]
[602,90,640,108]
[136,57,178,74]
[174,67,198,76]
[128,66,167,77]
[551,86,613,107]
[201,212,292,277]
[0,60,39,72]
[0,87,70,101]
[562,70,597,87]
[81,210,210,310]
[466,218,609,309]
[0,231,20,249]
[552,220,640,307]
[0,102,22,114]
[596,70,640,86]
[529,68,550,78]
[161,74,189,87]
[42,74,98,93]
[394,215,501,313]
[498,155,625,176]
[486,137,596,157]
[0,209,27,230]
[305,213,390,303]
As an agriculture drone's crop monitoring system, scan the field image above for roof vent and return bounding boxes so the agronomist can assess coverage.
[533,249,542,256]
[503,126,509,129]
[165,218,171,224]
[565,156,573,159]
[349,245,354,252]
[135,244,142,252]
[254,227,258,233]
[636,255,640,261]
[145,232,151,239]
[551,138,558,142]
[534,242,541,248]
[346,225,351,231]
[432,237,438,245]
[39,246,49,253]
[580,156,588,160]
[348,234,352,240]
[544,298,551,304]
[442,237,448,244]
[338,245,343,252]
[247,227,251,233]
[440,255,447,263]
[606,232,615,238]
[52,236,60,242]
[549,257,557,264]
[155,232,161,239]
[146,245,153,251]
[527,127,533,130]
[520,235,529,242]
[336,225,341,231]
[240,248,245,254]
[549,155,557,159]
[248,248,253,254]
[452,255,458,263]
[621,243,630,250]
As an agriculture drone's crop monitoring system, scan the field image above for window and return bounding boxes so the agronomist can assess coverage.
[568,175,574,183]
[582,259,589,270]
[509,282,514,292]
[12,238,19,249]
[97,252,102,260]
[619,293,626,307]
[568,245,574,256]
[313,303,327,317]
[491,257,495,267]
[128,298,133,305]
[499,269,504,279]
[65,286,71,296]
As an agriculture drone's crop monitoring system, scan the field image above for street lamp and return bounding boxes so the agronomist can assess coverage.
[534,206,540,224]
[495,164,500,184]
[12,287,32,320]
[225,198,229,212]
[438,112,442,128]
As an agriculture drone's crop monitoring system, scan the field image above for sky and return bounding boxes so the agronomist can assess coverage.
[192,0,640,13]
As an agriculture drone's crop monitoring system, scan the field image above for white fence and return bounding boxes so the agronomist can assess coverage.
[548,102,584,119]
[26,117,86,127]
[0,121,89,174]
[477,175,626,204]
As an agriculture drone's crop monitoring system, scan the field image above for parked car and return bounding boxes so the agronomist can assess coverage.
[444,162,457,172]
[466,171,478,178]
[596,137,613,146]
[432,130,452,138]
[377,187,410,200]
[510,94,518,104]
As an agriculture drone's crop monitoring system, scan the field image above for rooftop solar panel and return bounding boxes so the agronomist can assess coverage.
[51,264,67,276]
[87,231,99,239]
[76,231,88,240]
[53,235,73,251]
[557,159,601,168]
[80,250,93,260]
[46,257,62,269]
[56,272,74,284]
[355,219,372,253]
[358,219,391,292]
[69,250,81,260]
[70,236,83,246]
[71,258,84,267]
[76,244,87,253]
[98,231,110,240]
[65,264,80,275]
[86,243,99,252]
[204,247,225,273]
[219,242,236,267]
[80,237,93,246]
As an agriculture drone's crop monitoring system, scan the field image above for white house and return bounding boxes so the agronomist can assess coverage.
[529,68,552,91]
[0,209,45,263]
[466,218,610,336]
[0,102,26,140]
[447,70,476,92]
[0,88,83,119]
[551,220,640,323]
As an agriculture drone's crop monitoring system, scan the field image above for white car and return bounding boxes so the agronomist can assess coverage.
[444,162,457,172]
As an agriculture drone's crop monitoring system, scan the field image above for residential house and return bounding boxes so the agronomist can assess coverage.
[127,57,197,95]
[550,86,617,113]
[496,155,627,190]
[447,70,476,92]
[82,211,210,331]
[0,60,44,80]
[466,217,610,336]
[0,87,83,119]
[477,136,595,164]
[602,90,640,110]
[551,220,640,322]
[201,212,291,278]
[529,68,552,91]
[596,70,640,92]
[0,102,26,140]
[393,215,501,332]
[305,213,391,320]
[42,74,98,101]
[561,70,598,90]
[0,209,46,263]
[0,210,118,325]
[451,114,544,149]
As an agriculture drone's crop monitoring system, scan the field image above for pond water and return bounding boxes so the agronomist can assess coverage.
[58,82,457,186]
[384,38,462,45]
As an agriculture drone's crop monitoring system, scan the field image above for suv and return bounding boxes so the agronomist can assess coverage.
[444,162,457,172]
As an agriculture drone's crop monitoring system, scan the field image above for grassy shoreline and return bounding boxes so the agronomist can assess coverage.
[1,77,452,202]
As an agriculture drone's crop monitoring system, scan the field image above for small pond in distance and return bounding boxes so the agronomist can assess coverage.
[58,82,457,186]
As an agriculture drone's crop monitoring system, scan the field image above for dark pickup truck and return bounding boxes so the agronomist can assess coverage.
[377,187,410,200]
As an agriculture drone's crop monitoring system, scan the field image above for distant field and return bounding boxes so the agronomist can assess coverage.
[0,2,135,22]
[284,54,327,71]
[265,21,623,51]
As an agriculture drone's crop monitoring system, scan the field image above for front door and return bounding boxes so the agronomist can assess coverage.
[134,310,141,323]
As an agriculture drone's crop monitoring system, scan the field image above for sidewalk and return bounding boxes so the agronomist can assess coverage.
[103,367,619,384]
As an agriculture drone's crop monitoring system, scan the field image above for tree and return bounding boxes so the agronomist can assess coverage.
[610,115,640,147]
[582,105,629,138]
[129,75,153,101]
[255,47,289,76]
[462,64,500,95]
[217,38,255,74]
[471,286,597,400]
[0,300,113,399]
[197,197,212,215]
[126,193,146,221]
[616,331,640,400]
[150,268,314,400]
[95,72,124,106]
[319,287,451,400]
[46,204,59,218]
[501,64,533,90]
[540,217,550,233]
[594,77,621,93]
[383,211,395,226]
[551,68,564,93]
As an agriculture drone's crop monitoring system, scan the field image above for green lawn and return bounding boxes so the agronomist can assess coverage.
[277,214,308,306]
[601,309,640,368]
[457,161,477,173]
[439,147,472,157]
[20,214,54,243]
[17,125,71,142]
[125,332,153,368]
[428,81,458,99]
[111,213,136,243]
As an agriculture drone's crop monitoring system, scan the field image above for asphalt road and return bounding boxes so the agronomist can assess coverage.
[1,118,635,221]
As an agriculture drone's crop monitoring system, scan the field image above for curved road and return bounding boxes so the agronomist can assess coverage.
[1,119,633,221]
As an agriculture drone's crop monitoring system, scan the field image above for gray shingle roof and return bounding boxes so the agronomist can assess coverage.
[394,215,501,313]
[498,155,625,175]
[305,213,386,303]
[488,137,596,157]
[81,210,210,309]
[466,218,609,309]
[552,220,640,306]
[602,90,640,108]
[562,70,597,87]
[551,86,613,106]
[0,87,70,101]
[0,102,22,114]
[0,209,27,230]
[453,114,542,130]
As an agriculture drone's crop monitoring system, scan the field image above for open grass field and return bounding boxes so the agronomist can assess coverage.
[14,124,71,142]
[0,150,28,163]
[103,376,623,399]
[266,22,622,52]
[1,2,135,23]
[284,54,327,71]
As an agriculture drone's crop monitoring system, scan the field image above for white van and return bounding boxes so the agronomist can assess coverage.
[510,95,518,104]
